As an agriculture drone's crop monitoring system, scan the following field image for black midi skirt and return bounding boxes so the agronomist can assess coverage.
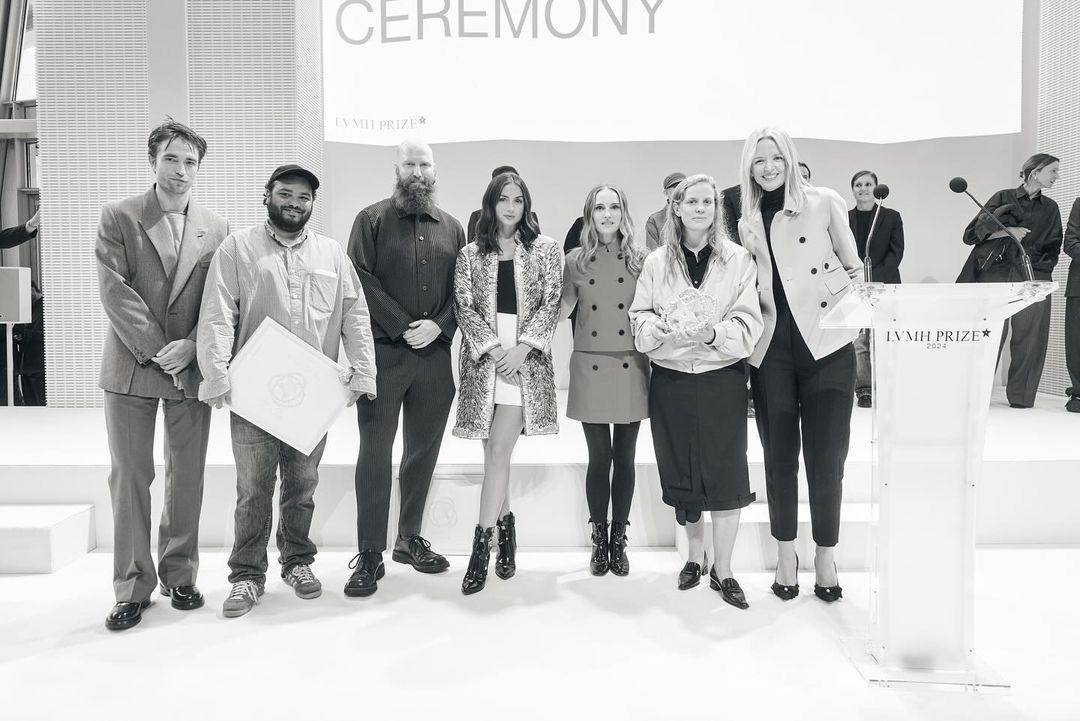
[649,362,755,525]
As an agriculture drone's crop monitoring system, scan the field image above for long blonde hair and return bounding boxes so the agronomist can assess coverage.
[576,184,644,276]
[659,174,729,281]
[738,127,809,225]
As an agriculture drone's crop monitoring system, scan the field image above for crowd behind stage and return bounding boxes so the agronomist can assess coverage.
[8,118,1074,631]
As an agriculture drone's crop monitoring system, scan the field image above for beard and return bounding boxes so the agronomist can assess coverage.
[267,200,312,233]
[391,172,437,216]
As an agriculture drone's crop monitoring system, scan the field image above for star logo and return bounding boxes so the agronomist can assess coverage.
[982,329,991,337]
[418,116,426,125]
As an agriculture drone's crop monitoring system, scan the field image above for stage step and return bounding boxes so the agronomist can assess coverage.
[0,505,96,573]
[674,502,873,571]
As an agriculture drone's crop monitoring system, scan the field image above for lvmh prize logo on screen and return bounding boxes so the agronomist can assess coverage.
[885,328,992,350]
[334,0,665,45]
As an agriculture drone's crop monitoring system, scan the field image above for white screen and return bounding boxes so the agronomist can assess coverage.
[323,0,1022,145]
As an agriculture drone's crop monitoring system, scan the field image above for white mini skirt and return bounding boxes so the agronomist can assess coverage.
[494,312,522,407]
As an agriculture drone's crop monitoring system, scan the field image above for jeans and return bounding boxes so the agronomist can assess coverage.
[227,413,326,584]
[854,328,872,396]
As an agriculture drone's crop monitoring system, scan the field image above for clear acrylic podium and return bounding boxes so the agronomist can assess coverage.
[821,280,1056,689]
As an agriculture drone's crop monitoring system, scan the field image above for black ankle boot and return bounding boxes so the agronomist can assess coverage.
[461,525,494,595]
[589,521,610,576]
[495,512,517,580]
[609,521,630,576]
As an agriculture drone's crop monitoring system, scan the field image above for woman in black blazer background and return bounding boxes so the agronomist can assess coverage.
[848,170,904,407]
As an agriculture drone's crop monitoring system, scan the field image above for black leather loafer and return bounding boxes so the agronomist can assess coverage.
[710,570,749,610]
[678,561,703,590]
[345,551,385,597]
[160,585,205,611]
[105,599,151,631]
[392,535,450,574]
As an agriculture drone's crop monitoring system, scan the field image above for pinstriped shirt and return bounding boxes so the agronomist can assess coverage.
[196,222,377,401]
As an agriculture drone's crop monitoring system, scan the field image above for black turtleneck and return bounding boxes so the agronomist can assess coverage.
[761,185,790,317]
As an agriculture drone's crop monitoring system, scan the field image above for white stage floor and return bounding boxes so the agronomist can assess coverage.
[0,547,1076,721]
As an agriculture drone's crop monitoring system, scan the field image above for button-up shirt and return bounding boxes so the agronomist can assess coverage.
[196,222,377,401]
[964,184,1063,273]
[347,198,465,343]
[681,243,713,288]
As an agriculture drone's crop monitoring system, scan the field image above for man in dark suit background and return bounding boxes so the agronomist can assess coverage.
[643,172,685,250]
[95,119,229,630]
[1063,198,1080,413]
[0,211,40,405]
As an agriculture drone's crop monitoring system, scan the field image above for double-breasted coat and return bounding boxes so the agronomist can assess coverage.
[453,236,563,439]
[738,185,862,365]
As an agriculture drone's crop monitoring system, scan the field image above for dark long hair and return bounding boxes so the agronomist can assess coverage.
[474,172,540,254]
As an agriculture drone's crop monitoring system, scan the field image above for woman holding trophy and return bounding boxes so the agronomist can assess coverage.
[736,128,861,603]
[629,174,763,608]
[561,184,649,577]
[453,171,563,595]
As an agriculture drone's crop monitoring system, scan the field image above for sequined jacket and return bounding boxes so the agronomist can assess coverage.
[453,236,564,439]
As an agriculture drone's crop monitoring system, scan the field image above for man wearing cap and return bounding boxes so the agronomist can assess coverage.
[197,164,377,618]
[644,172,686,250]
[96,119,229,631]
[345,138,465,597]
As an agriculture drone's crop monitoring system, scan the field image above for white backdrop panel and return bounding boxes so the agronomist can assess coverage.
[323,0,1022,145]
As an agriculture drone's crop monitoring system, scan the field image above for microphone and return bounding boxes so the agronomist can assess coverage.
[949,176,1034,281]
[863,184,891,282]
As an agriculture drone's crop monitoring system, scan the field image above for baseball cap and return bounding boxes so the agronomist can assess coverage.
[663,172,686,190]
[267,164,320,192]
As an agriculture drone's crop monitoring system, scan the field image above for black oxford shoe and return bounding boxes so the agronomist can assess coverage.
[160,585,205,611]
[710,569,749,610]
[345,551,385,597]
[392,535,450,574]
[105,599,151,631]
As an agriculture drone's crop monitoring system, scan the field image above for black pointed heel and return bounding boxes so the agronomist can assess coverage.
[771,550,800,600]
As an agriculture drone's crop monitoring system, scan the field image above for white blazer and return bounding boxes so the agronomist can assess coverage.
[738,185,861,366]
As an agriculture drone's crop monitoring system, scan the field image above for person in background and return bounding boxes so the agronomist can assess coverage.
[345,140,465,597]
[737,128,860,604]
[198,164,377,618]
[848,170,904,408]
[453,171,562,595]
[643,172,686,250]
[629,174,762,609]
[957,153,1062,409]
[561,184,649,577]
[0,210,41,405]
[1061,197,1080,413]
[468,165,540,240]
[95,119,229,630]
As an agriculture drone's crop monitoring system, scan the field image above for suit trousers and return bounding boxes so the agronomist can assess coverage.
[983,268,1052,407]
[104,390,211,603]
[1066,297,1080,397]
[355,341,456,552]
[750,311,854,547]
[227,413,326,584]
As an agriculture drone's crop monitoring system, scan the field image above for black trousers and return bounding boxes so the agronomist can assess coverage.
[1067,296,1080,397]
[581,422,640,524]
[750,312,854,547]
[354,341,455,552]
[982,267,1052,407]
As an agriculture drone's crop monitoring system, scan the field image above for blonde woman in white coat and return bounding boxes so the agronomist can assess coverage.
[737,128,861,604]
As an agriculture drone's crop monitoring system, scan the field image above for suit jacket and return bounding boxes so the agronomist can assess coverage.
[0,223,35,250]
[738,185,861,366]
[96,186,229,399]
[848,206,904,284]
[721,184,741,244]
[644,208,667,250]
[1064,198,1080,298]
[453,236,563,439]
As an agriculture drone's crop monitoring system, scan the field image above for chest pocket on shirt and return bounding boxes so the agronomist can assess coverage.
[306,269,338,314]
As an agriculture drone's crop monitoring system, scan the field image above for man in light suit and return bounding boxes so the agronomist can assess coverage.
[96,119,229,631]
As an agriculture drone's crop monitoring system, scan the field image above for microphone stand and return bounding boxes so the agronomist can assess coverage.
[960,189,1035,282]
[863,201,884,283]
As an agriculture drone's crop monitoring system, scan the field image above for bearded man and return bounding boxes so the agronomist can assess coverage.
[197,164,377,617]
[344,139,466,597]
